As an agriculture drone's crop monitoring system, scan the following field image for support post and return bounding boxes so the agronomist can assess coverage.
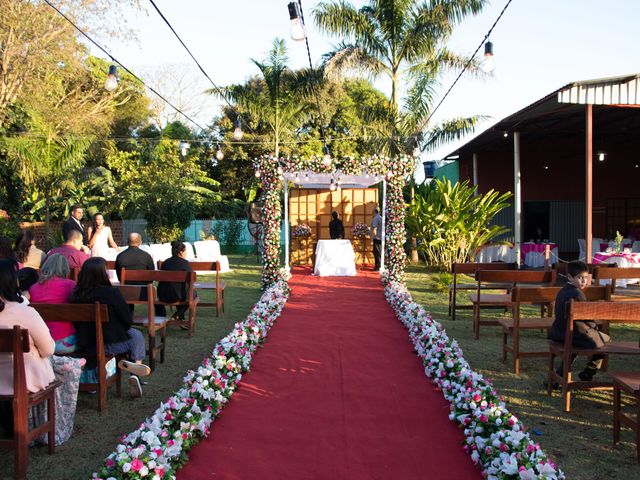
[284,178,290,269]
[472,153,479,196]
[586,104,593,263]
[514,132,522,267]
[381,179,387,272]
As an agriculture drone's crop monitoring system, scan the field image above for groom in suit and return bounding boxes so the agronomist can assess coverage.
[62,204,86,242]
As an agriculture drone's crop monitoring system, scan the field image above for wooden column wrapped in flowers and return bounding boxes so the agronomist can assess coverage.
[254,154,413,288]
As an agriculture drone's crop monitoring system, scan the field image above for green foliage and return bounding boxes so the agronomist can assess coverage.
[406,178,512,271]
[107,138,218,243]
[0,210,20,240]
[211,220,244,248]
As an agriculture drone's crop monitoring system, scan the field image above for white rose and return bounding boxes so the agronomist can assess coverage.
[122,463,131,473]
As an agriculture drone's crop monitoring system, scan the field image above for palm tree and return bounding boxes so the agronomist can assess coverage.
[210,38,319,158]
[313,0,488,156]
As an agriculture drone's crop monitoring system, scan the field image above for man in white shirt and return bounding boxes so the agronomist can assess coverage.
[370,208,382,271]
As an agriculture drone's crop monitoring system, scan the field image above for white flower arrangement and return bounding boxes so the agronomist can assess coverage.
[93,280,290,480]
[291,223,312,238]
[383,279,564,480]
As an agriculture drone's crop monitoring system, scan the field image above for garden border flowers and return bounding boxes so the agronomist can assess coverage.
[93,279,290,480]
[383,278,564,480]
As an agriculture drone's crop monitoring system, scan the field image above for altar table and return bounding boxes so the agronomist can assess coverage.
[314,239,357,277]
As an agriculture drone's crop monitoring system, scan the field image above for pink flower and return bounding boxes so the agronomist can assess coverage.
[153,448,163,456]
[105,458,115,467]
[479,415,488,423]
[472,394,481,402]
[130,459,144,472]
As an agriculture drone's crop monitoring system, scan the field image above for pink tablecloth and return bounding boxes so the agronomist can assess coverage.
[520,243,557,261]
[593,252,640,265]
[599,242,632,252]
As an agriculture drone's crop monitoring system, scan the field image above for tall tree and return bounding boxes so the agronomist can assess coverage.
[313,0,488,156]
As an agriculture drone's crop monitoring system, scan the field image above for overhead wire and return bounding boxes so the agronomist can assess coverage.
[41,0,208,132]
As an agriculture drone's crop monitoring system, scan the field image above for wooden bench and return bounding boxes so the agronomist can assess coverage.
[501,286,610,374]
[159,260,225,317]
[612,371,640,462]
[448,262,516,320]
[593,266,640,300]
[117,284,167,372]
[0,326,61,479]
[471,270,555,339]
[119,269,199,336]
[553,262,615,286]
[548,301,640,412]
[30,303,121,412]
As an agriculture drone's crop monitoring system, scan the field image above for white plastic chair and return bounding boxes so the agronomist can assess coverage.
[183,242,196,260]
[578,239,586,261]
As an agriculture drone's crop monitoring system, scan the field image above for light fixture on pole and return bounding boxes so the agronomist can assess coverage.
[104,65,119,92]
[287,2,306,41]
[233,118,243,140]
[481,41,495,73]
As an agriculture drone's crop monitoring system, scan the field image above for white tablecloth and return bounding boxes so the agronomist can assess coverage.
[314,240,357,277]
[593,252,640,287]
[521,243,559,268]
[475,244,516,263]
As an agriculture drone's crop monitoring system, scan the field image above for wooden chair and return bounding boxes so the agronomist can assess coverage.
[0,326,61,479]
[471,270,555,339]
[159,260,225,317]
[501,286,610,374]
[448,262,517,320]
[30,303,121,412]
[593,267,640,299]
[66,267,80,282]
[119,268,199,335]
[117,284,167,372]
[548,301,640,412]
[612,371,640,462]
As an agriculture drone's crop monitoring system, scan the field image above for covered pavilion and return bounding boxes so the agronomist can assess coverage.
[445,73,640,262]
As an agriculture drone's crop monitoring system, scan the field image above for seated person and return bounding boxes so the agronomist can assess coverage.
[329,211,345,239]
[0,258,56,433]
[47,229,90,270]
[157,241,194,324]
[70,257,150,398]
[548,260,611,383]
[29,254,77,353]
[14,229,46,270]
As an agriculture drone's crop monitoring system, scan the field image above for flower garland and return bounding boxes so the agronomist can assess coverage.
[93,280,290,480]
[352,222,370,238]
[254,154,414,286]
[254,156,284,288]
[383,280,563,480]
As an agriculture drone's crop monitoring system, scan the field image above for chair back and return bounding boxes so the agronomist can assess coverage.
[120,268,194,285]
[0,326,30,399]
[183,242,196,260]
[451,262,517,275]
[194,240,221,260]
[567,300,640,324]
[476,269,554,285]
[117,283,156,304]
[105,260,116,270]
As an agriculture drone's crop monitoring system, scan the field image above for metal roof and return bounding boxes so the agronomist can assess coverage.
[445,74,640,157]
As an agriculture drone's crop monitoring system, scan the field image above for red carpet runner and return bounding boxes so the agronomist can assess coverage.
[179,269,480,479]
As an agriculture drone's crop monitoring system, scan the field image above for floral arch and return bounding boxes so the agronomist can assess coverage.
[253,154,415,288]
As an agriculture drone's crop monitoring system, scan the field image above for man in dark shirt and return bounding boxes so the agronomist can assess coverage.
[329,211,345,239]
[115,233,155,280]
[549,260,610,382]
[62,204,87,245]
[157,241,194,322]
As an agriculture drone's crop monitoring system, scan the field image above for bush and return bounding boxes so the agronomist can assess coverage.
[0,210,20,240]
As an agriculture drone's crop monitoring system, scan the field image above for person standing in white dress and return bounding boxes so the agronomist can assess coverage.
[87,213,119,259]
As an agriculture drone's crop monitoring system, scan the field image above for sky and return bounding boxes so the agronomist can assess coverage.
[100,0,640,181]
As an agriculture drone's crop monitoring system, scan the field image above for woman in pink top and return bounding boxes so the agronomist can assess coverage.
[29,253,77,353]
[0,258,55,396]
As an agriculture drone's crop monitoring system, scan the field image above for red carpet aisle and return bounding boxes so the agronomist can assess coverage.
[179,269,479,480]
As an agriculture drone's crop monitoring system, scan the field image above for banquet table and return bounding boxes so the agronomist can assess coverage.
[593,252,640,287]
[521,242,558,268]
[313,239,357,277]
[475,244,516,263]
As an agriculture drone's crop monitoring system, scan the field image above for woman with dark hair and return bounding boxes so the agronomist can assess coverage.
[29,254,77,353]
[14,229,45,269]
[86,213,119,259]
[0,258,55,431]
[158,240,194,324]
[70,257,150,398]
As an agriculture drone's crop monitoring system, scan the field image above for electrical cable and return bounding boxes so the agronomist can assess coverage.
[41,0,207,132]
[421,0,515,132]
[146,0,255,136]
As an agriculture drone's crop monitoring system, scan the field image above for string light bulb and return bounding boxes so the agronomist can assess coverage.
[216,148,224,161]
[179,142,190,156]
[233,118,243,140]
[322,145,332,167]
[481,41,495,73]
[104,65,118,92]
[255,170,261,178]
[287,2,306,41]
[294,172,300,182]
[304,173,310,182]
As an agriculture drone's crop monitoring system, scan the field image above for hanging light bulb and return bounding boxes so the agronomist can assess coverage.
[104,65,118,92]
[304,173,310,182]
[294,172,300,182]
[481,41,495,73]
[322,144,332,167]
[374,175,380,182]
[365,173,370,179]
[255,169,261,178]
[287,2,306,41]
[233,118,244,140]
[329,180,336,191]
[216,148,224,161]
[179,142,190,156]
[598,152,607,162]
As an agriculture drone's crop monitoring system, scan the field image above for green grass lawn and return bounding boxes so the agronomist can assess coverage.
[0,255,263,480]
[405,265,640,480]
